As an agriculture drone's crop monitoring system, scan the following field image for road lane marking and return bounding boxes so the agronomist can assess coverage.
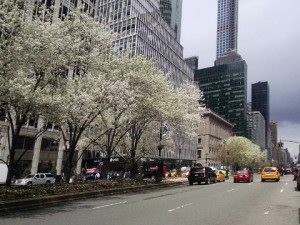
[247,183,253,186]
[168,203,193,212]
[264,211,269,215]
[227,189,235,192]
[280,189,284,193]
[285,182,288,186]
[92,201,127,210]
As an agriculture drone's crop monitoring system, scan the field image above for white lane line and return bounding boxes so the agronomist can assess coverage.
[285,182,288,186]
[92,201,127,210]
[168,203,193,212]
[227,189,235,192]
[264,211,269,215]
[247,183,253,186]
[280,189,284,193]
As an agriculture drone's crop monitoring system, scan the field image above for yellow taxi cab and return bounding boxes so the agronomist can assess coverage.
[261,167,280,182]
[215,170,225,182]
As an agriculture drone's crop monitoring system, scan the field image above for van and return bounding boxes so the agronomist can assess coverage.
[188,167,216,185]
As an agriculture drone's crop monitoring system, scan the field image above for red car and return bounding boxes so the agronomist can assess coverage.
[233,170,253,183]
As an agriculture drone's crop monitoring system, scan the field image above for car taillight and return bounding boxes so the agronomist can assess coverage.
[202,168,205,176]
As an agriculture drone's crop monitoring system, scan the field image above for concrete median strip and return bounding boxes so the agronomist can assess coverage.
[0,179,187,214]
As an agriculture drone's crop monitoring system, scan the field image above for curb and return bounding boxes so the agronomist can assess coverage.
[0,180,187,214]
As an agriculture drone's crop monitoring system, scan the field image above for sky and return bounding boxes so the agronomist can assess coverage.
[180,0,300,161]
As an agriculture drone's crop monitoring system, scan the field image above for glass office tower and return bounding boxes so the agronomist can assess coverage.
[252,81,270,148]
[195,60,248,137]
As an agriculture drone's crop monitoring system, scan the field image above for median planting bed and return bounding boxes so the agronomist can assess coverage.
[0,179,155,201]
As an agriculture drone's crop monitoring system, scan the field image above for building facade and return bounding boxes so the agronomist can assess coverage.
[184,56,198,72]
[197,109,233,167]
[98,0,193,87]
[248,111,265,150]
[269,120,278,163]
[159,0,182,42]
[216,0,238,58]
[251,81,270,149]
[195,59,248,137]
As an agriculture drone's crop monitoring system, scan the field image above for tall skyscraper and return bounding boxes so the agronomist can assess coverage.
[195,0,248,137]
[160,0,183,42]
[216,0,238,58]
[252,81,270,148]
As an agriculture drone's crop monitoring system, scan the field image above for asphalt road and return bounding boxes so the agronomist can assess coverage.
[0,174,299,225]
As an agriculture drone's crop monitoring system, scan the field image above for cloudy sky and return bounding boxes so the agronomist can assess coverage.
[180,0,300,160]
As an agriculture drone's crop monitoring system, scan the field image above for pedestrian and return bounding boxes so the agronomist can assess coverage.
[225,169,229,179]
[95,172,100,180]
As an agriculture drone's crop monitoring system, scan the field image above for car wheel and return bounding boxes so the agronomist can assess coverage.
[297,183,300,191]
[46,180,50,184]
[189,181,193,185]
[27,182,32,186]
[261,179,265,182]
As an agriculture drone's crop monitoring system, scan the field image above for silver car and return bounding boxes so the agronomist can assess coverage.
[15,173,55,186]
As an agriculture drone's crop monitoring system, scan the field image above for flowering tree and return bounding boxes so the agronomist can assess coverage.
[46,10,121,183]
[0,0,70,186]
[218,136,265,169]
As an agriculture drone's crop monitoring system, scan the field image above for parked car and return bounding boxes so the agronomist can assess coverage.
[233,170,253,183]
[142,170,160,179]
[261,167,280,182]
[293,168,299,181]
[188,167,216,185]
[15,173,55,186]
[84,172,102,181]
[285,168,292,175]
[215,170,225,182]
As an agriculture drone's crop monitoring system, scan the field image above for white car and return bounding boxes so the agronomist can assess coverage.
[15,173,55,186]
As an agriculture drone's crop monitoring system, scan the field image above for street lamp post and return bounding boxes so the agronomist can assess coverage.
[156,122,164,182]
[205,153,208,166]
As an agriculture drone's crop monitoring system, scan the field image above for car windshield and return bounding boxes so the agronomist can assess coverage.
[237,171,247,174]
[264,168,276,172]
[190,168,204,173]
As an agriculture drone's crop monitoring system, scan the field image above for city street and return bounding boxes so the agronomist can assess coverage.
[0,174,299,225]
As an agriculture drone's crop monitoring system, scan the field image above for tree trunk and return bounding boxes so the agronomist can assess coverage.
[76,150,83,177]
[5,136,17,187]
[55,136,65,182]
[64,145,76,183]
